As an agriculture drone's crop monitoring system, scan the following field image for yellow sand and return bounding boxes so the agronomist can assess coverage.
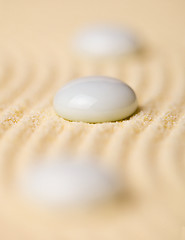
[0,0,185,239]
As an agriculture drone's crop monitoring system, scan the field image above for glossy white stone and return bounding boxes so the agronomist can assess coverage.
[74,25,140,58]
[19,159,120,207]
[53,76,137,123]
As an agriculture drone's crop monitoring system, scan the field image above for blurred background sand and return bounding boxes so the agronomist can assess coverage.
[0,0,185,54]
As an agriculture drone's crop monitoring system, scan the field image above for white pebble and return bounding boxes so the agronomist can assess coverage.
[74,25,140,58]
[19,160,120,207]
[53,76,137,123]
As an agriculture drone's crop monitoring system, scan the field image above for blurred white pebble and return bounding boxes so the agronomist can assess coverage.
[73,24,140,58]
[19,158,121,208]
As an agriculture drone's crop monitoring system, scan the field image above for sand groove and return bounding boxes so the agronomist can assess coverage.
[0,51,185,240]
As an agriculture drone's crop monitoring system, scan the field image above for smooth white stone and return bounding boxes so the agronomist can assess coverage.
[53,76,138,123]
[74,25,140,58]
[19,159,120,207]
